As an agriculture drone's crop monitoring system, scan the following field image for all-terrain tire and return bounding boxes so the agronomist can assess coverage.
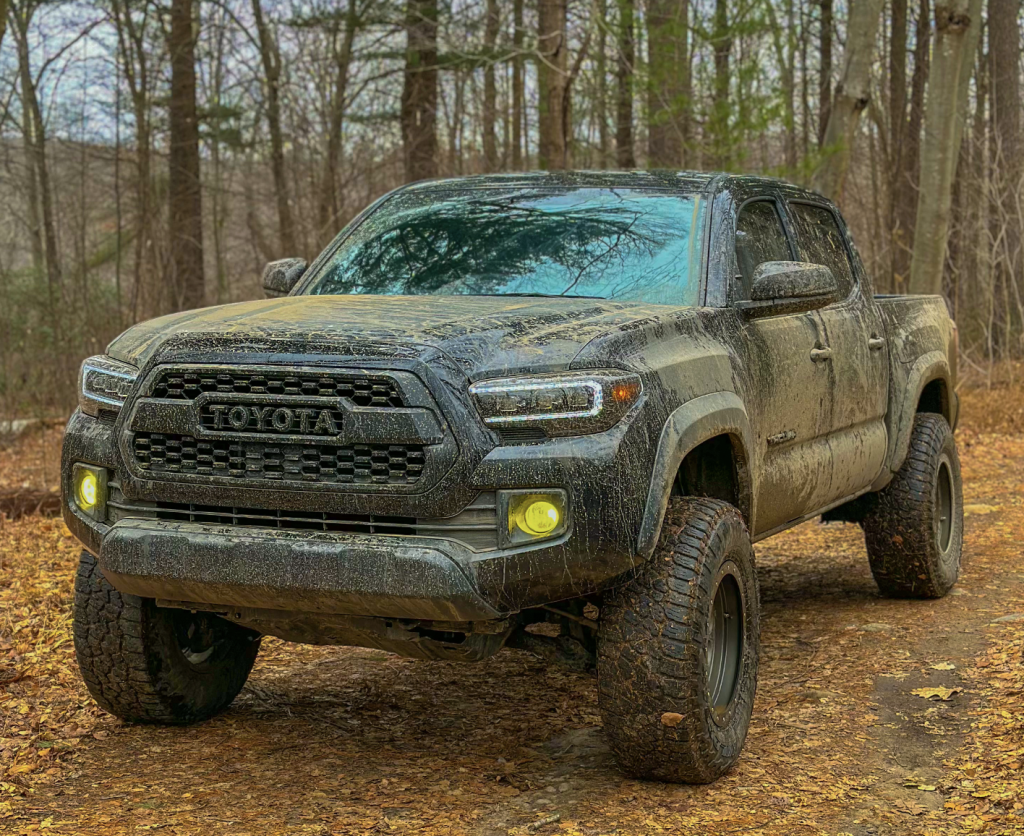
[73,550,261,724]
[597,498,760,784]
[862,413,963,599]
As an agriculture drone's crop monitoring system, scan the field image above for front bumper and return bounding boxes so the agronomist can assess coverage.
[63,372,657,620]
[100,519,502,621]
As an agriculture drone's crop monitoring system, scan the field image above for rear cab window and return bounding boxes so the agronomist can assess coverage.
[787,202,857,299]
[733,200,791,301]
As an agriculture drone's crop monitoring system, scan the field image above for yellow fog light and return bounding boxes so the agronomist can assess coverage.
[502,491,568,546]
[72,464,108,521]
[78,471,98,508]
[517,499,560,536]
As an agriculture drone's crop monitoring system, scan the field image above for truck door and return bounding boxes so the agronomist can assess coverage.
[783,199,889,506]
[730,197,836,537]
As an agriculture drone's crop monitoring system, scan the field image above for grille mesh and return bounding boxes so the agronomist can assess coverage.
[151,370,404,408]
[133,432,426,485]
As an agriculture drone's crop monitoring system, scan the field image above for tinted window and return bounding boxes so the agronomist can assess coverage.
[789,203,855,298]
[306,188,706,305]
[734,201,791,299]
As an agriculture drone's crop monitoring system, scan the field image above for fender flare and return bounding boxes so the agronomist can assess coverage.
[636,391,756,559]
[886,350,955,479]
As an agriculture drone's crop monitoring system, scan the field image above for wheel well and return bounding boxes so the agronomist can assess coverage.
[672,434,741,511]
[917,378,949,422]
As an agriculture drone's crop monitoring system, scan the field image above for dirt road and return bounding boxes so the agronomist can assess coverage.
[2,427,1023,835]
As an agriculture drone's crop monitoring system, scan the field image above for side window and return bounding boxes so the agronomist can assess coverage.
[734,201,791,300]
[788,203,856,299]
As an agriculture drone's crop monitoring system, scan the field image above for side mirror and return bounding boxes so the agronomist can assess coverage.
[737,262,838,318]
[262,258,308,298]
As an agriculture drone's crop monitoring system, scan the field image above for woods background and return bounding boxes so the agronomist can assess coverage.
[0,0,1021,421]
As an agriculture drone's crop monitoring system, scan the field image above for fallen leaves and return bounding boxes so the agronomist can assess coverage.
[911,687,961,702]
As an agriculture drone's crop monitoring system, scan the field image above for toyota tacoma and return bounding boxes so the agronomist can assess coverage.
[64,171,962,783]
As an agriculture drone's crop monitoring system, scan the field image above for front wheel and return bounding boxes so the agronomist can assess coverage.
[862,414,963,599]
[73,550,261,724]
[597,498,760,784]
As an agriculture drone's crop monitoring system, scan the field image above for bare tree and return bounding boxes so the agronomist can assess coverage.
[252,0,296,255]
[708,0,733,168]
[537,0,570,169]
[811,0,885,200]
[909,0,983,295]
[168,0,205,310]
[615,0,635,167]
[511,0,524,169]
[647,0,688,168]
[816,0,832,144]
[482,0,499,171]
[891,0,931,287]
[401,0,439,182]
[988,0,1022,347]
[9,0,62,299]
[317,0,361,243]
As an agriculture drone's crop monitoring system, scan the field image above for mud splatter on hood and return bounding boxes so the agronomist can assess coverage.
[106,294,686,378]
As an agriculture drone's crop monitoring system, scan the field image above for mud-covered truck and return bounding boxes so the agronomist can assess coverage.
[64,171,962,783]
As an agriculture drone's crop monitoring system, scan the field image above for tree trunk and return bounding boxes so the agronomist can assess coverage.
[817,0,832,145]
[909,0,983,295]
[596,0,609,167]
[709,0,732,168]
[482,0,499,171]
[0,0,8,63]
[112,0,157,317]
[765,0,796,171]
[810,0,885,201]
[537,0,570,170]
[511,0,524,169]
[12,0,61,300]
[168,0,205,311]
[988,0,1022,349]
[252,0,296,255]
[615,0,635,167]
[317,0,359,245]
[887,0,907,290]
[892,0,931,287]
[401,0,439,182]
[647,0,687,167]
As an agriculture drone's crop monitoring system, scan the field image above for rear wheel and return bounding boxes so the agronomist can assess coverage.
[862,413,963,598]
[597,498,760,784]
[73,550,260,724]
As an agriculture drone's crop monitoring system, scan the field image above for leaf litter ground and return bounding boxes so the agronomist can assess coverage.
[2,391,1023,836]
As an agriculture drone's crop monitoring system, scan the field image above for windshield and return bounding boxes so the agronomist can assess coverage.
[305,187,706,305]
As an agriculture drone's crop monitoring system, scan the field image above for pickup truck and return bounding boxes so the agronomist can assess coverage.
[64,171,962,783]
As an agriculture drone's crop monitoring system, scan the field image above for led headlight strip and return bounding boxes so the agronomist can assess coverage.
[79,356,139,417]
[470,370,642,437]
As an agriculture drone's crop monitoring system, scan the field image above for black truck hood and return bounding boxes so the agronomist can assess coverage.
[106,295,674,379]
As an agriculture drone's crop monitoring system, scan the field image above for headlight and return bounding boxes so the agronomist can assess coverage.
[469,371,642,436]
[79,355,139,417]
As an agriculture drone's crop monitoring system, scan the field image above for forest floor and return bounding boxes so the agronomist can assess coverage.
[2,376,1024,836]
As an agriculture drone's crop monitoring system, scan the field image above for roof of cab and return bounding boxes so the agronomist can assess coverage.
[402,170,725,194]
[400,170,825,203]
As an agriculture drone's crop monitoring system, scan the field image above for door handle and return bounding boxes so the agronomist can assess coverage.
[810,346,833,363]
[868,336,886,351]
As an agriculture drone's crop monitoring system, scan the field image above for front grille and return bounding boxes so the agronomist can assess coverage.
[198,402,347,433]
[107,486,498,551]
[133,432,425,485]
[151,370,404,408]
